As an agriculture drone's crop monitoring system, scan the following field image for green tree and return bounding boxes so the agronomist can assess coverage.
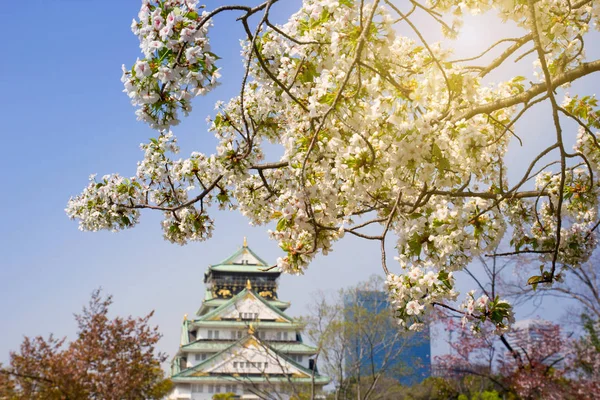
[213,393,237,400]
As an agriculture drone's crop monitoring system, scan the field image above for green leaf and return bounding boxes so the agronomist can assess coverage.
[276,218,287,231]
[448,73,464,94]
[432,143,451,171]
[318,92,335,105]
[298,62,318,84]
[527,275,542,286]
[438,270,452,289]
[407,233,423,257]
[193,220,202,231]
[217,191,229,203]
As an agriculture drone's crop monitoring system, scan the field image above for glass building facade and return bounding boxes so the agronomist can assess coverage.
[343,290,431,385]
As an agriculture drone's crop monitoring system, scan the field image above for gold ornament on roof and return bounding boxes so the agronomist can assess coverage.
[248,323,256,335]
[246,279,252,290]
[243,237,248,247]
[183,313,188,321]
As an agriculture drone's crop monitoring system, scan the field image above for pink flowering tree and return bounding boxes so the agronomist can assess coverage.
[435,316,600,399]
[67,0,600,333]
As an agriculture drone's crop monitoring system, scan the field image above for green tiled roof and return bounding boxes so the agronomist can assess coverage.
[181,341,317,354]
[271,342,318,353]
[208,245,281,273]
[209,264,277,273]
[215,245,269,266]
[201,297,290,310]
[171,374,330,384]
[190,320,305,329]
[172,335,329,385]
[197,288,293,323]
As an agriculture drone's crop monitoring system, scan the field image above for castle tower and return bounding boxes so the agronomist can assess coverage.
[168,239,329,399]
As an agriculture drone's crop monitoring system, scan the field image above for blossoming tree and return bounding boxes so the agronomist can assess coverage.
[435,318,600,399]
[67,0,600,333]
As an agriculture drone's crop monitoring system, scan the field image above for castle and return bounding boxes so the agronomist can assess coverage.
[168,239,329,399]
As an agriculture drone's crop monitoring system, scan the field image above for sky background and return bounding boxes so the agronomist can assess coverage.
[1,0,599,371]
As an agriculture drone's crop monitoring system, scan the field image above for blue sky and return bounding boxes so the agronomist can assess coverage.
[0,0,598,368]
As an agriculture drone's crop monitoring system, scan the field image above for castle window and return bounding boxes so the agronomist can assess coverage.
[208,384,214,393]
[195,354,201,361]
[192,384,203,393]
[283,332,288,341]
[208,330,213,339]
[214,330,220,339]
[289,354,303,363]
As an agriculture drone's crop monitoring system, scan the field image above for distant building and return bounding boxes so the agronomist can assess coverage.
[168,239,329,400]
[343,290,431,385]
[505,319,563,367]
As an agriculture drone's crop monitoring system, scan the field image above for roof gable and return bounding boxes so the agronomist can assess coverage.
[215,245,269,267]
[176,335,314,379]
[197,288,292,323]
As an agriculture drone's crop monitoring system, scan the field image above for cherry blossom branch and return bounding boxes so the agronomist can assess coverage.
[458,59,600,121]
[126,175,223,212]
[527,0,567,283]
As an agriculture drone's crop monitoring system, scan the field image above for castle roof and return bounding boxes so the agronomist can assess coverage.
[207,241,280,274]
[171,334,329,384]
[181,340,317,354]
[200,296,290,311]
[196,287,292,323]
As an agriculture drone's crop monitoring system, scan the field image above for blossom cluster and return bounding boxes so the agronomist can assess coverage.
[460,290,514,335]
[386,268,458,331]
[67,131,222,244]
[122,0,220,130]
[66,174,143,232]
